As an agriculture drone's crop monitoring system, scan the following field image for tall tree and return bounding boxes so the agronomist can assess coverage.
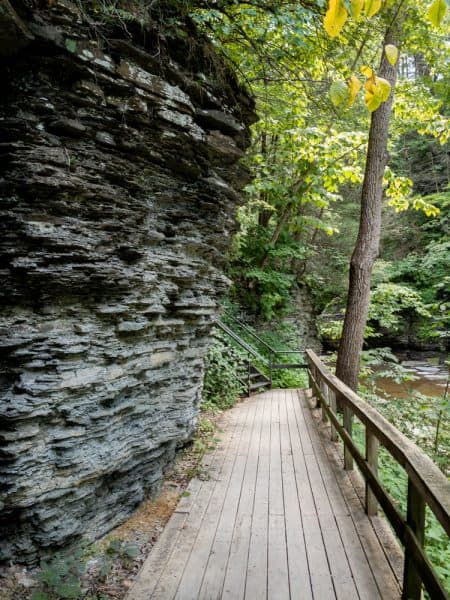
[335,25,400,391]
[324,0,448,391]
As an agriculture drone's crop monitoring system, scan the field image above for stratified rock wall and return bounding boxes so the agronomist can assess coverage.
[0,0,255,562]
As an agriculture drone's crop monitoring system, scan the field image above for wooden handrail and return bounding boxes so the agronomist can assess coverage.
[305,349,450,600]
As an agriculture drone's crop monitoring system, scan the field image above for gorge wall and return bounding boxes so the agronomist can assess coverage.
[0,0,255,562]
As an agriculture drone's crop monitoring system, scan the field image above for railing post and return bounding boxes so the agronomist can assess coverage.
[269,352,273,389]
[403,478,425,600]
[329,389,338,441]
[307,364,313,394]
[343,403,353,470]
[321,380,328,423]
[365,429,379,515]
[314,367,320,408]
[247,356,251,397]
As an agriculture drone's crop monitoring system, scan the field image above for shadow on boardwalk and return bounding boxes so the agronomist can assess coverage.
[127,389,403,600]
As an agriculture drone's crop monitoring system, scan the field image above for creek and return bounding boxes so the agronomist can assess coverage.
[374,352,449,399]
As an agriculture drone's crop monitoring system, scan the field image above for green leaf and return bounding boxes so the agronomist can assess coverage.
[123,543,139,559]
[329,80,350,107]
[365,0,382,18]
[65,39,77,54]
[427,0,447,26]
[54,582,82,599]
[107,539,122,555]
[31,592,49,600]
[351,0,364,18]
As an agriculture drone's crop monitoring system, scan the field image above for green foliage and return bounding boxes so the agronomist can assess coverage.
[32,553,84,600]
[356,382,450,590]
[30,537,141,600]
[368,282,431,330]
[202,335,245,411]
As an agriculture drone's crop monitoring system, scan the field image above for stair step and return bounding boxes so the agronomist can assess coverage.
[271,363,307,370]
[249,371,266,380]
[250,380,270,391]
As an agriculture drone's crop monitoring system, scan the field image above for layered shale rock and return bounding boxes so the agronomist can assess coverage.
[0,0,255,562]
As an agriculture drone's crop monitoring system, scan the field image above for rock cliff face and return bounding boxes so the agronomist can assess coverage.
[0,0,255,562]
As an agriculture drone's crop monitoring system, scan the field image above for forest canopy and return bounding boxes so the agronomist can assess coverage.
[187,0,449,357]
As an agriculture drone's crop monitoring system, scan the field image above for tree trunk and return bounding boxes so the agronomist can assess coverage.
[335,30,399,391]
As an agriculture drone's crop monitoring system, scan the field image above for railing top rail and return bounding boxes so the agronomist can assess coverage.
[223,312,303,356]
[223,311,276,353]
[305,349,450,539]
[215,320,268,365]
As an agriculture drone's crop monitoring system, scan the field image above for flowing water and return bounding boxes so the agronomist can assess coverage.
[374,353,449,399]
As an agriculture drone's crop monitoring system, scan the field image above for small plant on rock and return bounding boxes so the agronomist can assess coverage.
[31,551,85,600]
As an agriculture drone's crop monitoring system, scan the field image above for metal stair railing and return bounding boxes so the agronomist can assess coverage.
[221,312,308,383]
[214,320,270,396]
[215,316,308,396]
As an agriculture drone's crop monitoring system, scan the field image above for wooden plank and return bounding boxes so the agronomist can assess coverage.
[268,391,289,599]
[268,514,290,599]
[306,375,406,540]
[198,453,248,600]
[126,511,193,600]
[269,390,284,517]
[198,397,258,599]
[300,393,382,600]
[150,406,246,600]
[131,387,414,600]
[222,395,264,599]
[288,390,335,599]
[245,391,272,600]
[281,390,312,600]
[126,447,217,599]
[173,402,253,600]
[297,395,360,600]
[305,394,402,599]
[222,513,253,600]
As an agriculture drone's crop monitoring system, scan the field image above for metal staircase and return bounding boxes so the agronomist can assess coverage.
[214,313,307,397]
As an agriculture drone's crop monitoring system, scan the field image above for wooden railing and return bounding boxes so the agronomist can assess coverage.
[305,349,450,600]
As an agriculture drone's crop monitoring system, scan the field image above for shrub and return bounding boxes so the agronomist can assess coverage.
[202,336,244,411]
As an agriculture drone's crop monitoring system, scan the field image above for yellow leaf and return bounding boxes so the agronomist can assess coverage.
[324,0,348,38]
[351,0,364,18]
[348,75,362,106]
[364,75,391,112]
[384,44,399,65]
[376,76,391,101]
[427,0,447,27]
[365,78,381,112]
[360,65,373,77]
[365,0,382,18]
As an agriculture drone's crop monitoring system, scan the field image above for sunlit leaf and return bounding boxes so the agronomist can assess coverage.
[330,80,350,106]
[377,77,391,101]
[351,0,364,18]
[364,75,391,112]
[348,75,362,106]
[324,0,348,38]
[365,0,382,18]
[427,0,447,27]
[384,44,399,65]
[360,65,373,77]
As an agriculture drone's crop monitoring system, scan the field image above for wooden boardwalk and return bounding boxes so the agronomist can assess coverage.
[127,389,403,600]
